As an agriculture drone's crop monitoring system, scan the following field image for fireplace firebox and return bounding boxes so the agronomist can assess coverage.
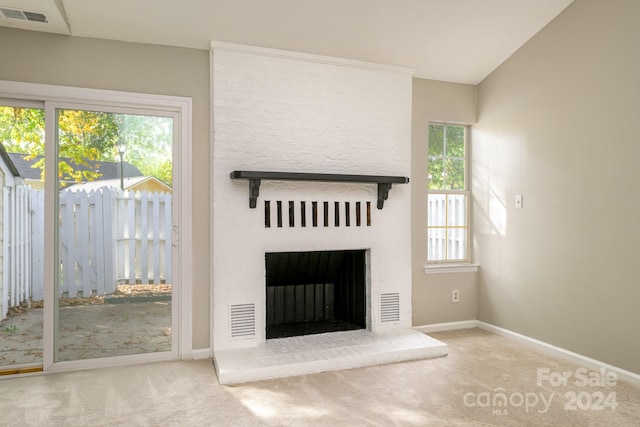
[266,250,366,339]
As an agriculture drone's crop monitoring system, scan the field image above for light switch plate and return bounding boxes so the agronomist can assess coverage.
[515,194,523,209]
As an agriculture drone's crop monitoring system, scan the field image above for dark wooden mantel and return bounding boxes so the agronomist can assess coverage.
[230,170,409,209]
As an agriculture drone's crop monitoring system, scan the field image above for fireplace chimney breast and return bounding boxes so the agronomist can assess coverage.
[211,42,413,351]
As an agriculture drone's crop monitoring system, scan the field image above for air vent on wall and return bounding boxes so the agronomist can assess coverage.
[380,292,400,323]
[0,7,48,23]
[229,303,256,339]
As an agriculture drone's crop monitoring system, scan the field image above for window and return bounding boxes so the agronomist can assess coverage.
[427,123,469,262]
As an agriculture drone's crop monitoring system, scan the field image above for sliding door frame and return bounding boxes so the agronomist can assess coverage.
[0,80,193,373]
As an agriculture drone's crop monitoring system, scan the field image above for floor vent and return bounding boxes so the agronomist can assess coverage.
[229,303,256,339]
[380,293,400,323]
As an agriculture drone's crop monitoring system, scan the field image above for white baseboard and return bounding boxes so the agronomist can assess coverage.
[413,320,479,334]
[191,348,211,360]
[413,320,639,387]
[477,322,640,387]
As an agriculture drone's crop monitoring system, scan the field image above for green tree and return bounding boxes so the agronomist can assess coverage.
[0,107,44,155]
[428,124,465,190]
[0,107,172,186]
[57,109,120,182]
[0,107,118,182]
[114,114,173,185]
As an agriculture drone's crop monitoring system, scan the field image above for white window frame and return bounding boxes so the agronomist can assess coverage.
[426,122,471,265]
[0,80,193,372]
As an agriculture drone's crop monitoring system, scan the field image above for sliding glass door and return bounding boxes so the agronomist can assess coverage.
[53,106,176,362]
[0,101,45,373]
[0,86,187,374]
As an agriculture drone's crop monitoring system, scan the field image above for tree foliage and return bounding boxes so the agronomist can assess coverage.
[0,107,44,155]
[428,124,465,190]
[113,114,173,185]
[0,106,172,186]
[57,109,119,182]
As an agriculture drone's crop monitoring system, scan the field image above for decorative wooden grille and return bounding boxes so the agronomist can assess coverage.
[264,200,372,228]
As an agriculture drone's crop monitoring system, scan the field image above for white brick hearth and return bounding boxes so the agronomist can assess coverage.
[210,42,447,383]
[214,329,447,385]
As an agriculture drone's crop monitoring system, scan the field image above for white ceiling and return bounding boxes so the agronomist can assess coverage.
[0,0,574,84]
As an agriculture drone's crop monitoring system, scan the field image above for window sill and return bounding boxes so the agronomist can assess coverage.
[423,263,479,275]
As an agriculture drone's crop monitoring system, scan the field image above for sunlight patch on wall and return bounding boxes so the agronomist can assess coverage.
[472,130,529,236]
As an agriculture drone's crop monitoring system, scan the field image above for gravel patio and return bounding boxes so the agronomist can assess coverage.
[0,285,172,367]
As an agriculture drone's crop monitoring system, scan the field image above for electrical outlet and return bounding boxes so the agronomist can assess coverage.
[452,289,460,303]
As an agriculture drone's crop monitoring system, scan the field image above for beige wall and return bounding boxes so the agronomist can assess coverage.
[7,3,635,374]
[0,25,481,351]
[411,78,478,326]
[474,0,640,373]
[0,27,211,349]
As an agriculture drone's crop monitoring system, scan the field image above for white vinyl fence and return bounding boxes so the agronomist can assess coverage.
[1,185,44,319]
[59,189,118,298]
[427,193,467,261]
[2,186,171,318]
[113,190,172,288]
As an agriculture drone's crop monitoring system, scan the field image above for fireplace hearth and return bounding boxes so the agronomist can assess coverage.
[266,250,366,339]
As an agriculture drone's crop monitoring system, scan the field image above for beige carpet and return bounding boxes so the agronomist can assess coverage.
[1,328,638,426]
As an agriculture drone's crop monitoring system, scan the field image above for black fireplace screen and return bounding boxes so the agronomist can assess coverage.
[265,250,366,339]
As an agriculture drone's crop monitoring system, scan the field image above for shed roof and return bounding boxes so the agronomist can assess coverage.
[7,152,143,182]
[0,145,20,177]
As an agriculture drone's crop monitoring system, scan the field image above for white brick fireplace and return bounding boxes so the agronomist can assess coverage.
[210,42,446,383]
